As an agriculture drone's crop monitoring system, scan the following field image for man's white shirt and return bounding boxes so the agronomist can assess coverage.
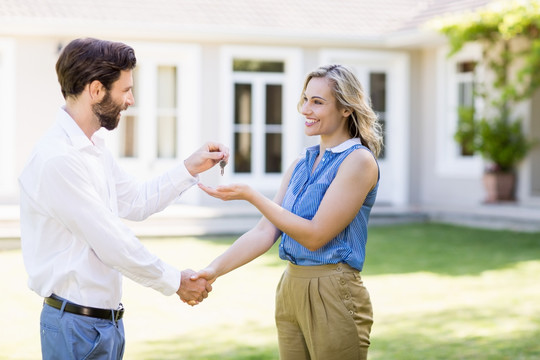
[19,107,198,308]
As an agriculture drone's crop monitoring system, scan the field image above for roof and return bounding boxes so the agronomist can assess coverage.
[0,0,495,46]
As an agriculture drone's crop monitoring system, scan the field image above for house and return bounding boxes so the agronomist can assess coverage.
[1,0,539,235]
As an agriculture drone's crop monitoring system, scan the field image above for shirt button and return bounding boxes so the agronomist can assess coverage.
[349,310,354,315]
[336,266,342,272]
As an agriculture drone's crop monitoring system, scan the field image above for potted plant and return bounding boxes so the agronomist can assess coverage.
[454,106,534,202]
[476,116,534,202]
[437,0,540,202]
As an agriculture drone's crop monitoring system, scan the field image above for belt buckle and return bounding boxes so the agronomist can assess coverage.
[114,303,124,322]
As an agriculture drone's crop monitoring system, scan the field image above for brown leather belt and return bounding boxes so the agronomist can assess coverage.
[44,294,124,321]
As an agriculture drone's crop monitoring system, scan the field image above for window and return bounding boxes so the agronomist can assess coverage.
[107,43,201,201]
[265,84,283,173]
[117,65,178,159]
[319,49,410,205]
[220,46,302,193]
[234,83,252,173]
[233,59,284,73]
[369,72,387,159]
[118,68,139,158]
[232,60,284,176]
[456,61,477,156]
[436,44,483,178]
[156,65,178,158]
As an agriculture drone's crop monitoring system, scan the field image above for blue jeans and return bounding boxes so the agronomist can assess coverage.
[41,298,125,359]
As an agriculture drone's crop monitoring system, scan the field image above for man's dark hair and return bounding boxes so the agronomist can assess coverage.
[56,38,137,99]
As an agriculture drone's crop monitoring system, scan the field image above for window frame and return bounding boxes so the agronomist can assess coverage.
[219,45,303,192]
[106,42,202,176]
[436,44,484,178]
[319,48,410,206]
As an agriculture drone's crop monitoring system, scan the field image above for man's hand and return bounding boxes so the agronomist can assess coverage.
[177,269,212,306]
[184,142,229,177]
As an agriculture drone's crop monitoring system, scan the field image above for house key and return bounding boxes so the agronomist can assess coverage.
[219,160,227,176]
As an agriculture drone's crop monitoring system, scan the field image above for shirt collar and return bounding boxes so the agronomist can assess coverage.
[57,107,105,152]
[305,138,361,155]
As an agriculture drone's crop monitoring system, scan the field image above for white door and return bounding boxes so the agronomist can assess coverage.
[320,50,410,206]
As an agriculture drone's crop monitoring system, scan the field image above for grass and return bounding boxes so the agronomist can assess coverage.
[363,224,540,360]
[1,223,539,359]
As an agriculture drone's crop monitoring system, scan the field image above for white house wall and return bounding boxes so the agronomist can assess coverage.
[7,38,65,203]
[0,37,16,201]
[417,47,485,206]
[527,89,540,204]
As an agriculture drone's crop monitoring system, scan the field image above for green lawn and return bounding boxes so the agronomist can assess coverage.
[2,223,539,359]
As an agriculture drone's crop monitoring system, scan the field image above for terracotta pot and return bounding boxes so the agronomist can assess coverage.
[483,172,516,203]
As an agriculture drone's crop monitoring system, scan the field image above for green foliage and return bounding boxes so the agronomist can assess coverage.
[454,106,477,156]
[365,222,540,274]
[435,0,540,171]
[3,225,540,359]
[476,116,535,172]
[454,107,537,171]
[437,0,540,103]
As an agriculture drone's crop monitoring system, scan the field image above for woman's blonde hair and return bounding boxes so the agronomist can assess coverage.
[297,64,383,158]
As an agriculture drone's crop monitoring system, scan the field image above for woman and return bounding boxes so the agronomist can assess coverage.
[196,64,382,360]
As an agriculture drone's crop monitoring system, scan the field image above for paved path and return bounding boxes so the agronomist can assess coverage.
[2,202,539,247]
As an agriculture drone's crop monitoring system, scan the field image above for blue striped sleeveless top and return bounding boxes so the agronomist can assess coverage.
[278,138,379,271]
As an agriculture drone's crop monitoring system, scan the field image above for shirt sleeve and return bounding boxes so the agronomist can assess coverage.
[110,151,199,221]
[40,153,182,296]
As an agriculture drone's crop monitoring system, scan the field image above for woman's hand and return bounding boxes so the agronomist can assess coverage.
[198,182,252,201]
[190,267,218,285]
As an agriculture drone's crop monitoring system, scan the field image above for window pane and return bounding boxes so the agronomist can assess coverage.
[370,73,386,112]
[370,72,386,159]
[265,133,282,173]
[132,67,141,105]
[235,84,252,125]
[121,115,137,157]
[457,61,476,73]
[157,66,177,108]
[266,85,282,125]
[157,66,177,158]
[233,60,284,73]
[119,68,139,158]
[457,61,476,157]
[458,82,474,107]
[265,84,282,173]
[157,116,176,158]
[234,132,251,173]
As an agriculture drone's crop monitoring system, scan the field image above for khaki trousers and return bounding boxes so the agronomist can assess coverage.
[275,262,373,360]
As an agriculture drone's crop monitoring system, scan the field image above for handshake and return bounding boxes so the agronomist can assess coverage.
[176,267,216,306]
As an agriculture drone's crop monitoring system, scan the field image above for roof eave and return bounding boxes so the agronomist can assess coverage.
[384,29,447,49]
[0,18,446,49]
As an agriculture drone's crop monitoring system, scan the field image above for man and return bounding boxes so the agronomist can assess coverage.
[18,38,228,359]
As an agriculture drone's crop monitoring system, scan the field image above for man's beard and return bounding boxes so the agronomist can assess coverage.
[92,91,125,131]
